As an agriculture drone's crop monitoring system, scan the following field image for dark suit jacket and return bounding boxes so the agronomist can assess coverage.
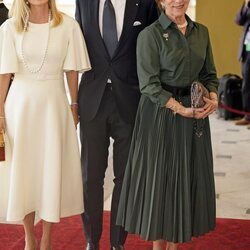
[75,0,158,124]
[235,2,250,61]
[0,3,8,25]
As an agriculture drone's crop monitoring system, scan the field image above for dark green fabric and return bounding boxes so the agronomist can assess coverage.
[136,12,219,107]
[116,96,216,243]
[116,13,218,243]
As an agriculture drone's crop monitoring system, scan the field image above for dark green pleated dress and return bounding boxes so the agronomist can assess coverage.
[116,13,219,243]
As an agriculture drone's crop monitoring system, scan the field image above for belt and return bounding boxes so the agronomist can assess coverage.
[162,84,190,97]
[14,73,63,81]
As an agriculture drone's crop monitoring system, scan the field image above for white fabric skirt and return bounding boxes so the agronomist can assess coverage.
[0,74,84,223]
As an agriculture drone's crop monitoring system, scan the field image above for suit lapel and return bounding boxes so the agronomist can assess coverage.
[113,0,140,57]
[92,0,110,60]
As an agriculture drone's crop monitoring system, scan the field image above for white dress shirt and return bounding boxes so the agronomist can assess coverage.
[99,0,126,41]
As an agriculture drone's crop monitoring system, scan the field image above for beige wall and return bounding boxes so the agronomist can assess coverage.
[196,0,243,77]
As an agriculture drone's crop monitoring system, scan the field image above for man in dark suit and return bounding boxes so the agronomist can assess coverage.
[235,0,250,128]
[0,1,8,25]
[75,0,158,249]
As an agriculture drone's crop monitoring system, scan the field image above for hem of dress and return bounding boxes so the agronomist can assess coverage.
[121,225,216,243]
[0,207,84,224]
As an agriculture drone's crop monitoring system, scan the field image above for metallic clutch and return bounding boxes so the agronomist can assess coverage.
[0,131,5,162]
[191,81,210,137]
[191,81,209,108]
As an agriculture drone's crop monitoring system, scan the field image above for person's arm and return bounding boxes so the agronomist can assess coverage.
[235,1,250,26]
[66,71,79,128]
[0,74,12,132]
[198,30,219,95]
[198,28,219,118]
[137,28,172,107]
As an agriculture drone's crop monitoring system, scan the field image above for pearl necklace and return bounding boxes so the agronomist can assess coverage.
[177,20,188,29]
[21,11,51,74]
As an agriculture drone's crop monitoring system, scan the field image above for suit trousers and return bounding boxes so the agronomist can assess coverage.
[80,85,132,246]
[242,51,250,120]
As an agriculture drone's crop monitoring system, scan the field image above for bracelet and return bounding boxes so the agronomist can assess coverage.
[70,102,78,106]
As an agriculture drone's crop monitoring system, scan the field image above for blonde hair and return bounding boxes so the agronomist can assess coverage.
[155,0,164,12]
[9,0,63,32]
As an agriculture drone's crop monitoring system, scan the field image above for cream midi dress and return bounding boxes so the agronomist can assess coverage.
[0,14,91,223]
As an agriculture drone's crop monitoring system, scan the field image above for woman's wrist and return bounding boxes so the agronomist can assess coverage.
[0,112,5,119]
[70,102,78,107]
[175,104,185,115]
[168,102,183,115]
[209,92,218,100]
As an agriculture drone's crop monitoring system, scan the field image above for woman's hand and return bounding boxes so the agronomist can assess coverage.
[70,105,79,129]
[178,106,205,119]
[198,96,218,119]
[166,97,205,119]
[177,97,218,119]
[184,97,218,119]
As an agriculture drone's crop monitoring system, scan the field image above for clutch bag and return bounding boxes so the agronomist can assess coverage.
[0,131,5,162]
[191,81,210,137]
[191,81,209,108]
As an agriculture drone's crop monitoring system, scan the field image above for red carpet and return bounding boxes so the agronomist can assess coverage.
[0,212,250,250]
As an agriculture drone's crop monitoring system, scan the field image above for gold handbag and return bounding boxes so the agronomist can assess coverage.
[0,131,5,162]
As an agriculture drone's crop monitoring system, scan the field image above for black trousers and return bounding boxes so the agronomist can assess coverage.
[242,51,250,120]
[80,86,132,246]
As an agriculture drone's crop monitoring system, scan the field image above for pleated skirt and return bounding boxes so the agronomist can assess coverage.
[116,94,216,243]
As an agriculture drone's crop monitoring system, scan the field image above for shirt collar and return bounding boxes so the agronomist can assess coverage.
[158,12,197,30]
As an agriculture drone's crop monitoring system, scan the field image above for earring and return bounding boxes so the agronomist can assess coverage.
[26,1,29,5]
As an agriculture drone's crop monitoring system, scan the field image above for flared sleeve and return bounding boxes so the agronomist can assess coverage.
[63,19,91,73]
[0,20,19,74]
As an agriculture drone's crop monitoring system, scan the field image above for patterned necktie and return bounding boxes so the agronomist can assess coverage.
[103,0,118,57]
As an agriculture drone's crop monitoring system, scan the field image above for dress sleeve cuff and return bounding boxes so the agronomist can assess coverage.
[158,90,173,107]
[206,85,218,94]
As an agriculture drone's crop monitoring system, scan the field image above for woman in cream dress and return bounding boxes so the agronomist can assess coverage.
[0,0,91,249]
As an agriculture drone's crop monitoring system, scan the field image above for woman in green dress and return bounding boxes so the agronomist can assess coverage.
[116,0,219,249]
